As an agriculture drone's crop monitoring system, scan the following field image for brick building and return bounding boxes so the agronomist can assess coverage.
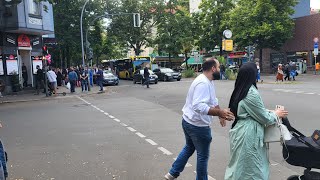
[257,13,320,73]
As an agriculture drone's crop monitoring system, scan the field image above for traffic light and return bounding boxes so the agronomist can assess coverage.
[133,13,140,27]
[42,45,48,55]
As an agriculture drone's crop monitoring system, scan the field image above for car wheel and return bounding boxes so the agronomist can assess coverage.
[177,78,181,81]
[155,81,158,84]
[287,175,301,180]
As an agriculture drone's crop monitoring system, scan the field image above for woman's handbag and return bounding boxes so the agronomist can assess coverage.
[264,116,292,143]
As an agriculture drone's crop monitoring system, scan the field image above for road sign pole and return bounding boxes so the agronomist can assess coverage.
[315,56,317,75]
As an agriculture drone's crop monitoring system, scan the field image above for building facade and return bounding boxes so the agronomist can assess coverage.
[0,0,54,93]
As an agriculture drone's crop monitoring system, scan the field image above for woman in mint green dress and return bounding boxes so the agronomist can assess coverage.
[224,63,288,180]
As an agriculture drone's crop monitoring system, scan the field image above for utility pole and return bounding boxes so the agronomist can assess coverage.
[80,0,90,67]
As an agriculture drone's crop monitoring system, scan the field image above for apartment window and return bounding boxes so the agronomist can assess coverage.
[29,0,41,15]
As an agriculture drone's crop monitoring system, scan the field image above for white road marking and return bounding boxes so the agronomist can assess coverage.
[145,139,158,146]
[127,127,136,132]
[193,171,216,180]
[305,93,315,95]
[120,123,128,127]
[114,118,121,122]
[158,147,173,155]
[173,158,192,167]
[104,112,109,116]
[295,91,304,93]
[136,132,146,138]
[109,115,115,119]
[91,105,97,109]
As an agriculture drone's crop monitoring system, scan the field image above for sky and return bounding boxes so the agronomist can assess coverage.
[311,0,320,9]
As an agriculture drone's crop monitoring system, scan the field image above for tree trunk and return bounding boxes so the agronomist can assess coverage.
[185,50,189,70]
[259,48,263,72]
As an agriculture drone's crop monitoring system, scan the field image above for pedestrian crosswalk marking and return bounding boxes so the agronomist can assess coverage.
[127,127,136,132]
[158,147,173,155]
[145,139,158,146]
[136,132,146,138]
[273,89,319,95]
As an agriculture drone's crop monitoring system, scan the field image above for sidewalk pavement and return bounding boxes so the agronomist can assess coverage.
[0,85,109,104]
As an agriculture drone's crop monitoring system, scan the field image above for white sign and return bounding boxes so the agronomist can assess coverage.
[0,60,4,75]
[194,54,200,63]
[314,48,319,56]
[223,29,233,39]
[314,37,319,43]
[6,60,19,75]
[29,17,43,25]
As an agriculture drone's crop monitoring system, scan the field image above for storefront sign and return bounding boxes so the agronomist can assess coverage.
[32,56,43,74]
[17,34,31,47]
[222,40,233,51]
[228,52,246,58]
[5,54,18,75]
[0,56,4,75]
[29,17,42,25]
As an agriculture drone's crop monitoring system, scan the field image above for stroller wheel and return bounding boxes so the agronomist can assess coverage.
[287,175,301,180]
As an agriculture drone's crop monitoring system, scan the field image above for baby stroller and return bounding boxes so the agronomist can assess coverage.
[282,118,320,180]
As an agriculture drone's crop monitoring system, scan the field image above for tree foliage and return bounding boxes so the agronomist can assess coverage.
[107,0,164,55]
[197,0,234,53]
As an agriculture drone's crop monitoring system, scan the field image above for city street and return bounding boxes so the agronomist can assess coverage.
[1,75,320,180]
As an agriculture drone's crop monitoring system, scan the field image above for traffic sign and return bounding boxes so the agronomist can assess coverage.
[314,42,318,49]
[314,48,319,56]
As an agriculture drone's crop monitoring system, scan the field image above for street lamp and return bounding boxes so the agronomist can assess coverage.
[80,0,90,67]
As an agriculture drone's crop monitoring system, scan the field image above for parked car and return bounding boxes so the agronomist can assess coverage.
[102,70,119,86]
[153,68,182,81]
[133,69,158,84]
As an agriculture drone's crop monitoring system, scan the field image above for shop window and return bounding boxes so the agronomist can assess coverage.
[29,0,41,16]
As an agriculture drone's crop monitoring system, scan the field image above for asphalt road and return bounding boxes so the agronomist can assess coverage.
[0,74,319,180]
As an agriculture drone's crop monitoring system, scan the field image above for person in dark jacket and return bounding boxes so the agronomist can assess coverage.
[22,63,28,87]
[68,67,78,93]
[35,65,44,95]
[143,66,150,88]
[56,68,63,86]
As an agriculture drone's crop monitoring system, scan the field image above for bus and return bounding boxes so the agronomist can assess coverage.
[102,56,152,79]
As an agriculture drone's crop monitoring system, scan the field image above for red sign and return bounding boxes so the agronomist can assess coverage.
[17,34,31,47]
[8,55,15,60]
[228,52,246,58]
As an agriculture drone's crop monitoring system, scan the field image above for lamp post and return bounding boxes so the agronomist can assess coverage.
[80,0,90,67]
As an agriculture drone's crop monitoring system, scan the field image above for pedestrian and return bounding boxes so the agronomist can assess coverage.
[284,63,290,81]
[22,63,28,87]
[290,62,297,81]
[142,66,150,88]
[164,58,235,180]
[255,61,263,83]
[276,64,284,82]
[68,67,78,93]
[75,67,81,87]
[56,68,63,86]
[96,66,104,92]
[88,67,94,87]
[47,67,57,94]
[80,67,88,92]
[224,62,288,180]
[35,65,44,95]
[220,64,227,80]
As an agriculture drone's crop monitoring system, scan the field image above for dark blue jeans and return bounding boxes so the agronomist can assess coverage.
[97,80,103,91]
[169,119,212,180]
[81,79,88,91]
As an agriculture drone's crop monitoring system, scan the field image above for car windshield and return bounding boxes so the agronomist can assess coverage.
[161,68,174,73]
[103,70,113,74]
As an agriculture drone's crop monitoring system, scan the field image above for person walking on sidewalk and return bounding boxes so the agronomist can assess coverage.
[96,66,104,92]
[68,67,78,93]
[47,67,57,94]
[143,66,150,88]
[224,63,288,180]
[164,58,235,180]
[80,67,88,92]
[35,65,44,95]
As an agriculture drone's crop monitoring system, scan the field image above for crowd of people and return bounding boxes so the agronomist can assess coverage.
[35,65,106,95]
[276,61,298,82]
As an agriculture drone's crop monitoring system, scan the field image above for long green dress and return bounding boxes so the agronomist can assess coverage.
[225,86,277,180]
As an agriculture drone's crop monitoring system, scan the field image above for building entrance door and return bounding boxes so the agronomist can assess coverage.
[18,50,33,87]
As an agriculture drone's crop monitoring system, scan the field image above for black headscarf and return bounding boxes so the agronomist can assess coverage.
[229,62,258,129]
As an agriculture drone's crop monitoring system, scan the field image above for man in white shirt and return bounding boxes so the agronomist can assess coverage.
[165,58,234,180]
[47,67,57,94]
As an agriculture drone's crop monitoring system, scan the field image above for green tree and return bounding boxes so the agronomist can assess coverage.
[108,0,164,55]
[226,0,297,71]
[156,0,194,69]
[197,0,234,55]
